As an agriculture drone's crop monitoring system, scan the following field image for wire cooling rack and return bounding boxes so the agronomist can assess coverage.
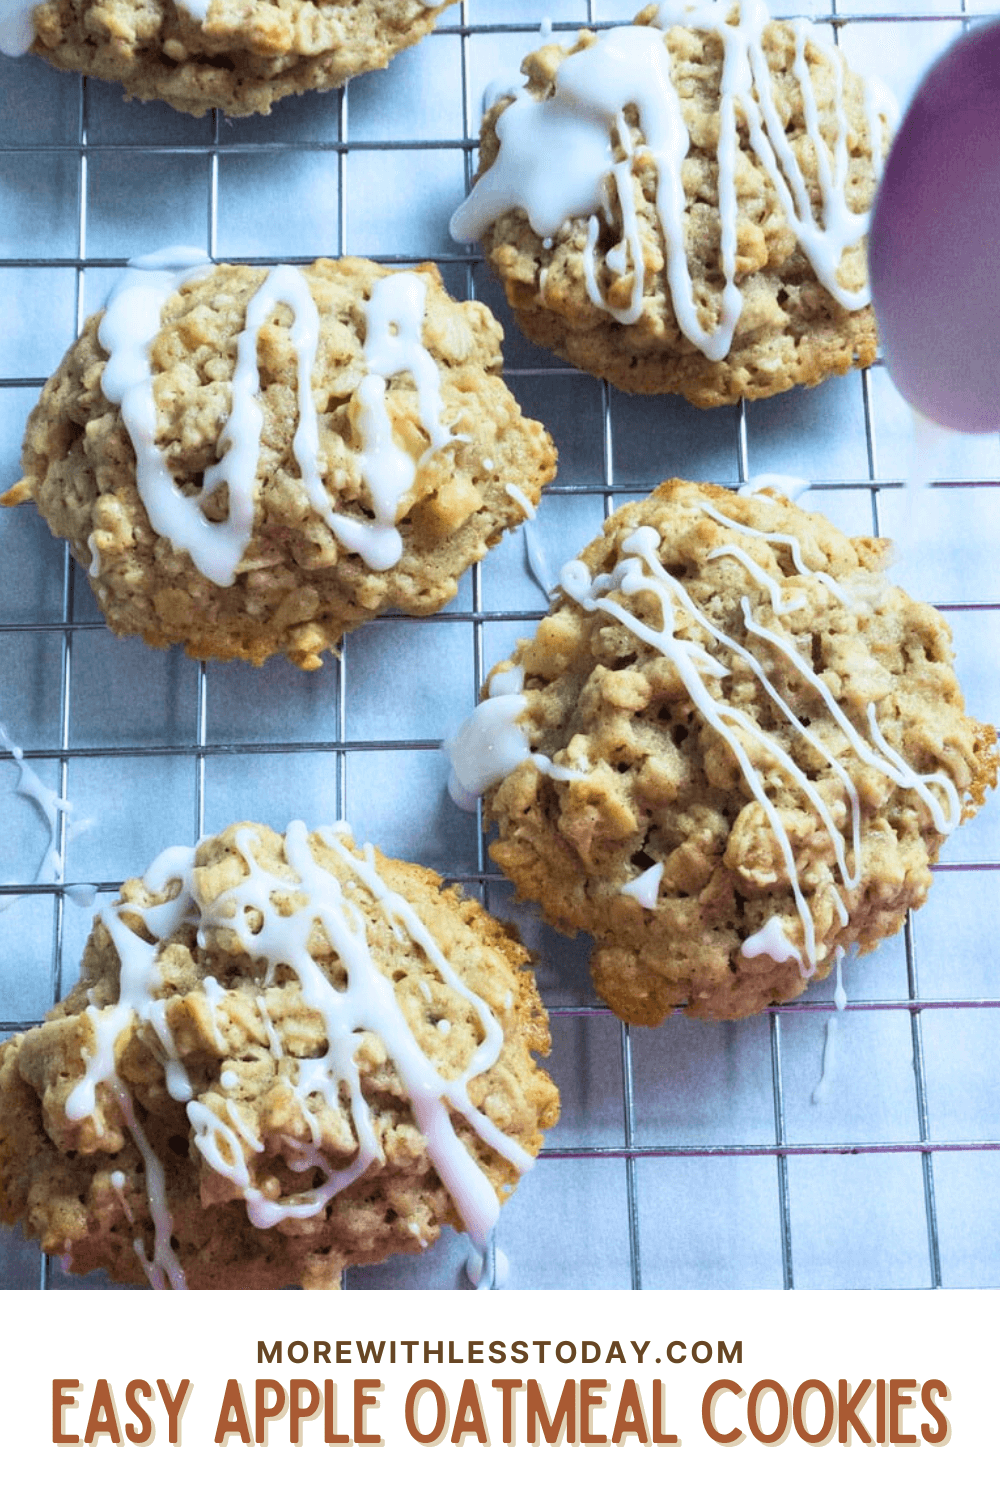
[2,0,1000,1292]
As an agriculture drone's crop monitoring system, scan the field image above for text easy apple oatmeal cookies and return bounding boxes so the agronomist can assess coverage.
[0,822,559,1289]
[449,479,997,1024]
[2,254,556,669]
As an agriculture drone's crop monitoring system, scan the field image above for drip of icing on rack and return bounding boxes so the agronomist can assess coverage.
[62,821,533,1289]
[0,719,96,912]
[451,0,897,358]
[811,946,847,1104]
[0,720,68,911]
[448,485,963,982]
[97,250,458,586]
[524,519,558,601]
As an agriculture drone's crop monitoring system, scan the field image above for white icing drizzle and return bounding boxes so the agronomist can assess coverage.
[200,974,228,1052]
[219,1069,239,1091]
[811,1014,838,1104]
[107,1168,136,1234]
[466,1242,510,1290]
[446,664,588,811]
[331,272,457,572]
[482,16,556,115]
[830,885,849,929]
[744,606,959,836]
[505,482,536,517]
[114,1083,188,1291]
[864,703,960,834]
[0,721,69,910]
[833,944,847,1011]
[524,517,558,600]
[737,473,810,504]
[409,1220,429,1249]
[104,261,325,587]
[558,518,962,980]
[66,1004,132,1124]
[621,862,664,909]
[62,821,531,1277]
[699,499,854,608]
[0,0,37,55]
[483,70,527,114]
[811,946,847,1104]
[741,914,800,965]
[572,533,869,912]
[223,1100,264,1154]
[65,883,98,907]
[67,851,198,1116]
[707,543,806,616]
[99,257,454,586]
[187,1100,254,1191]
[451,1,891,357]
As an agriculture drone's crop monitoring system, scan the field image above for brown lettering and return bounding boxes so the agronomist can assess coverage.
[580,1380,608,1445]
[255,1379,286,1444]
[747,1380,789,1445]
[323,1379,349,1445]
[527,1380,576,1445]
[702,1380,743,1445]
[84,1379,122,1445]
[611,1379,649,1445]
[451,1380,488,1445]
[156,1379,190,1444]
[289,1380,321,1445]
[214,1379,253,1446]
[492,1379,521,1445]
[405,1380,447,1444]
[889,1380,918,1445]
[52,1380,81,1446]
[920,1380,950,1445]
[837,1380,873,1445]
[792,1381,834,1445]
[652,1379,679,1445]
[124,1380,153,1445]
[354,1380,381,1445]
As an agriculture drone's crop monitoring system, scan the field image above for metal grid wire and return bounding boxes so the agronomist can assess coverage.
[1,0,1000,1292]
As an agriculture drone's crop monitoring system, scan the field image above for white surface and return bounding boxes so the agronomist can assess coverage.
[1,1,1000,1293]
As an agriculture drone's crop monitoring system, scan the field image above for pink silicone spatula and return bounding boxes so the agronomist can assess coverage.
[868,20,1000,434]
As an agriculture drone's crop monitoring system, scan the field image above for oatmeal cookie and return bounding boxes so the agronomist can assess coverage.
[0,821,559,1289]
[2,255,556,669]
[451,2,895,406]
[448,479,997,1024]
[1,0,456,117]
